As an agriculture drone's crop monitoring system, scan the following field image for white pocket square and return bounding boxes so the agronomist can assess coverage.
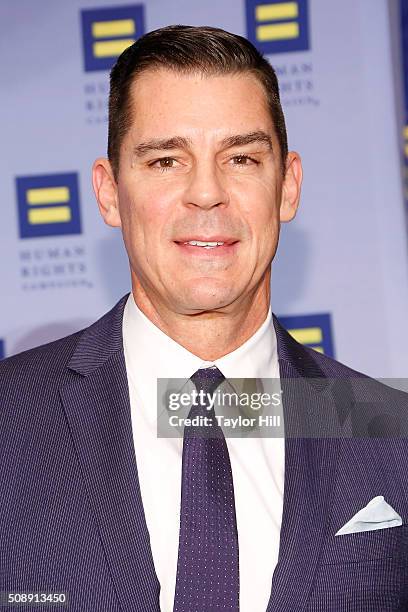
[335,495,402,536]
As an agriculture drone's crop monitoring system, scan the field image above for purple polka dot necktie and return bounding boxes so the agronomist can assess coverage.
[173,366,240,612]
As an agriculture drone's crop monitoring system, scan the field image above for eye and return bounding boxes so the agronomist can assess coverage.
[148,157,179,172]
[230,154,259,166]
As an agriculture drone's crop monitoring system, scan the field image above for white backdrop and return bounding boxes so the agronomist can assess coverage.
[1,0,407,377]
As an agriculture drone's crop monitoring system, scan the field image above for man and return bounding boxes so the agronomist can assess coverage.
[1,24,408,612]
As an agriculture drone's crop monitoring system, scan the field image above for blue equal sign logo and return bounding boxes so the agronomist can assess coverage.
[16,172,81,239]
[245,0,309,55]
[278,313,335,357]
[81,4,145,72]
[0,340,4,360]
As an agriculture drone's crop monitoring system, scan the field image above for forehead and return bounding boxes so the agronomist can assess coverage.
[127,68,274,141]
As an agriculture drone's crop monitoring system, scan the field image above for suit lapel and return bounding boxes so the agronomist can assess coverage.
[266,316,342,611]
[59,294,160,612]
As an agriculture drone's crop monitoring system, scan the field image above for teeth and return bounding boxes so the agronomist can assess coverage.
[183,241,225,246]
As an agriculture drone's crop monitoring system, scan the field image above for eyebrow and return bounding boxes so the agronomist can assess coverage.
[132,130,274,157]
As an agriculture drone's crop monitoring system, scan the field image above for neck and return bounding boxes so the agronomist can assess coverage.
[130,273,271,361]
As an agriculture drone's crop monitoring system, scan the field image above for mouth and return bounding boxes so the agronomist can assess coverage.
[173,237,239,256]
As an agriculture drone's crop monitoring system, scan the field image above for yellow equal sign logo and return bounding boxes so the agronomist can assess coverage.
[16,172,81,238]
[287,326,324,353]
[92,18,135,58]
[403,125,408,158]
[26,186,72,225]
[278,313,334,357]
[81,6,145,72]
[256,2,299,42]
[403,126,408,201]
[246,0,309,54]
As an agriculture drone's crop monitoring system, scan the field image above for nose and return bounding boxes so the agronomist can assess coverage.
[182,160,229,210]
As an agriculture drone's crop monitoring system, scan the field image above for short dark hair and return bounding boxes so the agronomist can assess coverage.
[108,25,288,181]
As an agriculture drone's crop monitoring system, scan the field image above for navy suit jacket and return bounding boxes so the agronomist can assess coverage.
[1,293,408,611]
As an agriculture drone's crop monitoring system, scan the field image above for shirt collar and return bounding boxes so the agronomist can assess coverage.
[123,292,278,390]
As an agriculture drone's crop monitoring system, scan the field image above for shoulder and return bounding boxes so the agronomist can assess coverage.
[0,329,84,400]
[302,343,368,378]
[312,353,408,438]
[274,314,407,406]
[0,292,130,400]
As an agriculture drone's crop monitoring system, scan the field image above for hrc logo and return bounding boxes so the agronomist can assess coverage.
[403,125,408,158]
[16,173,81,239]
[278,313,335,357]
[81,4,145,72]
[245,0,309,55]
[402,126,408,200]
[0,340,4,360]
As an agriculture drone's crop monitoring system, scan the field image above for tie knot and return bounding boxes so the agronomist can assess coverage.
[190,366,226,397]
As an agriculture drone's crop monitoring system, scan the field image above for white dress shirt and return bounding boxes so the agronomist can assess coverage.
[122,293,285,612]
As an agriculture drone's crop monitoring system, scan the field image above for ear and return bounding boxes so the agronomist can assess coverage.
[92,158,122,228]
[279,151,303,223]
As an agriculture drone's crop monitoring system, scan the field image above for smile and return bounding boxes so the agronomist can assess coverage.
[174,241,239,256]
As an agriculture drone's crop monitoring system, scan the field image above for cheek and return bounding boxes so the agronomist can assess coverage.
[142,193,171,227]
[231,177,280,226]
[233,179,281,260]
[119,182,171,233]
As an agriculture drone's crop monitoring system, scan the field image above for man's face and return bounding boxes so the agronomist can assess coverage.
[96,68,301,315]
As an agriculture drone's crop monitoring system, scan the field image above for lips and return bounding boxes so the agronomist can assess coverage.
[174,241,239,257]
[174,236,239,245]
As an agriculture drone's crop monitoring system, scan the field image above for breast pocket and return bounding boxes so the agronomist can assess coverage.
[319,523,408,565]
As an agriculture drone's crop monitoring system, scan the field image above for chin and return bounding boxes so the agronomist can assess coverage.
[177,287,237,313]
